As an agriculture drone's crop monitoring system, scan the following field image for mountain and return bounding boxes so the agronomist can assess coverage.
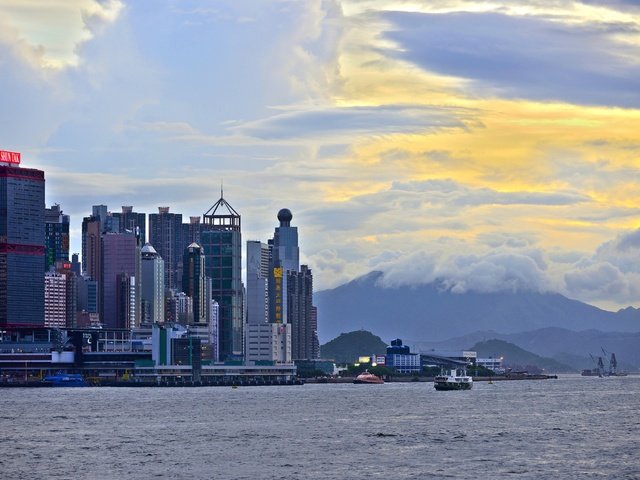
[470,339,574,373]
[320,330,388,363]
[411,327,640,370]
[315,271,640,343]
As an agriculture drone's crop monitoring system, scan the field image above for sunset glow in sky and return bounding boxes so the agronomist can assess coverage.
[1,0,639,309]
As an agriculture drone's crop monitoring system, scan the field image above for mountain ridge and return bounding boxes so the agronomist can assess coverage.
[316,270,640,343]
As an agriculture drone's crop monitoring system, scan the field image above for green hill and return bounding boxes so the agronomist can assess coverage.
[471,339,575,373]
[320,330,388,364]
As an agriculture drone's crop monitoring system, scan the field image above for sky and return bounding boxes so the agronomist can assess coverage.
[1,0,640,310]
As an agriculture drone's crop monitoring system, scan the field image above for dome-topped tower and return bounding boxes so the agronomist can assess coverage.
[277,208,293,227]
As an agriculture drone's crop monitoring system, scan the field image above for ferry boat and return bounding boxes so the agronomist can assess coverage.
[353,370,384,384]
[42,372,88,387]
[434,367,473,391]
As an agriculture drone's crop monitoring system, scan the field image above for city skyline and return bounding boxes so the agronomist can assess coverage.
[1,1,640,310]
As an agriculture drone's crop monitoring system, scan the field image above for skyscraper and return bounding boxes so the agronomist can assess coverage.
[141,243,165,324]
[113,205,146,243]
[287,265,315,360]
[272,208,299,273]
[101,232,141,329]
[246,240,270,325]
[182,243,207,325]
[268,209,319,360]
[45,204,70,271]
[44,271,67,328]
[0,156,45,326]
[200,194,243,361]
[149,207,183,291]
[81,215,102,280]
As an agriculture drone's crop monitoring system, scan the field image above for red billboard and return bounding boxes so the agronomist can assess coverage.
[0,150,21,165]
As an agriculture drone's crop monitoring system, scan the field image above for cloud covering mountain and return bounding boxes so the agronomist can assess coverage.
[315,270,640,343]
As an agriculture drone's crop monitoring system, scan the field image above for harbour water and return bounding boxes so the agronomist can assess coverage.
[2,375,639,479]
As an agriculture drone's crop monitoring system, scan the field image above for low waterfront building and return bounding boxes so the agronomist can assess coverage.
[386,339,421,373]
[477,356,504,372]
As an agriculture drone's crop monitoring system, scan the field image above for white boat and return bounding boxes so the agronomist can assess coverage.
[434,367,473,391]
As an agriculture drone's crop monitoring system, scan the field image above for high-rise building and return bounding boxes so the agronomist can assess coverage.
[89,204,120,234]
[269,209,299,325]
[183,216,203,246]
[268,209,318,360]
[272,208,299,273]
[45,204,70,271]
[113,206,146,243]
[116,273,137,330]
[101,232,141,329]
[81,215,101,281]
[141,243,165,324]
[200,195,243,361]
[71,253,81,277]
[77,275,98,314]
[182,243,207,325]
[246,240,270,325]
[0,157,45,326]
[44,271,67,328]
[288,265,316,360]
[55,260,78,328]
[149,207,183,290]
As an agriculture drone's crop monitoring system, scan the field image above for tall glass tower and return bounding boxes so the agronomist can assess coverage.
[182,242,207,325]
[201,194,243,361]
[0,162,45,326]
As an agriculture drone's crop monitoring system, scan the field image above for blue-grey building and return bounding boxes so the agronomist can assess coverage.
[386,339,421,373]
[0,162,45,326]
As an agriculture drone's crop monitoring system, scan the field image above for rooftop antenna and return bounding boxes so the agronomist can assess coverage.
[221,179,224,199]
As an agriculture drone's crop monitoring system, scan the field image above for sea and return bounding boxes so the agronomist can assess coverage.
[2,375,639,479]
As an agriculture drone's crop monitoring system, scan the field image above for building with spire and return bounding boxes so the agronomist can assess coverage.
[200,192,243,361]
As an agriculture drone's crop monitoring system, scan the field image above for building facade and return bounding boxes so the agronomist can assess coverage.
[148,207,183,291]
[287,265,315,360]
[45,204,70,271]
[101,232,140,329]
[246,240,270,325]
[201,195,243,361]
[182,243,207,325]
[0,162,45,326]
[112,205,146,243]
[141,243,165,324]
[44,271,67,328]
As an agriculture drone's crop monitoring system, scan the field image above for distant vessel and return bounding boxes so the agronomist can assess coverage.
[43,372,87,387]
[434,367,473,391]
[353,370,384,384]
[581,352,628,377]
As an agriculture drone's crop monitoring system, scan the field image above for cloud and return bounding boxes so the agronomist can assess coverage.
[382,11,640,107]
[231,105,465,141]
[563,229,640,304]
[377,249,552,294]
[392,179,591,207]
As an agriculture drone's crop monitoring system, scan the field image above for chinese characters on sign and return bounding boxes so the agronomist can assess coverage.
[0,150,21,165]
[274,267,283,323]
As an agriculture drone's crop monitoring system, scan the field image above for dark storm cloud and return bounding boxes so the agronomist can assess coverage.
[382,11,640,107]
